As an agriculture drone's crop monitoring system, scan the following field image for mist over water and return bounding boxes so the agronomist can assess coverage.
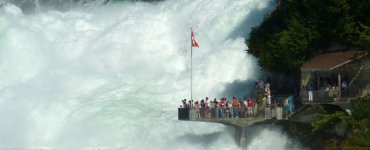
[245,125,304,150]
[0,0,301,149]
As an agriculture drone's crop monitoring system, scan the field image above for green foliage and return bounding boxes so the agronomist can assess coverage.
[312,111,349,133]
[246,0,370,75]
[356,23,370,50]
[347,130,370,147]
[311,95,370,147]
[351,95,370,120]
[348,117,370,147]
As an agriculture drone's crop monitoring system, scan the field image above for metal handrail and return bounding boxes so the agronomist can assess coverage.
[178,105,289,121]
[299,89,360,104]
[178,88,364,121]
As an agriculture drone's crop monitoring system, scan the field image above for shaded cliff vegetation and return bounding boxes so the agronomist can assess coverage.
[312,95,370,148]
[246,0,370,75]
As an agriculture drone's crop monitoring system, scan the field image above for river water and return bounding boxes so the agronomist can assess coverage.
[0,0,304,149]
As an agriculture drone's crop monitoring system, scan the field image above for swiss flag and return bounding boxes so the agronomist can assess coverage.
[191,31,199,48]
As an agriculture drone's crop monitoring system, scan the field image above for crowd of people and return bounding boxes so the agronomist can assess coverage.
[178,79,277,119]
[304,78,349,102]
[180,97,256,119]
[255,80,271,105]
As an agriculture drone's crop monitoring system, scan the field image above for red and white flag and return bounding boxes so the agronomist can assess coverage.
[191,31,199,48]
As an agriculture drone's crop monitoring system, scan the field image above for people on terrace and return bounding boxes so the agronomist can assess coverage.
[179,79,282,119]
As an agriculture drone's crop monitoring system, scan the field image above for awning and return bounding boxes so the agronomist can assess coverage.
[301,51,367,71]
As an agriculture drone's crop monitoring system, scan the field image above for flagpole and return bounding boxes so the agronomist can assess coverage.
[190,27,193,101]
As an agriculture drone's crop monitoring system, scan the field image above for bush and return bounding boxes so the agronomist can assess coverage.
[347,95,370,147]
[246,0,370,75]
[351,95,370,120]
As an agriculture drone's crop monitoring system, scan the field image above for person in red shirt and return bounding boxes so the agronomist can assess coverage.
[232,97,239,118]
[247,97,254,118]
[219,98,225,118]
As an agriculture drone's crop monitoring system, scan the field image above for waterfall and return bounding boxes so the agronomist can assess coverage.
[0,0,285,149]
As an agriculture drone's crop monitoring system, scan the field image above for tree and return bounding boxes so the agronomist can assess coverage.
[246,0,370,75]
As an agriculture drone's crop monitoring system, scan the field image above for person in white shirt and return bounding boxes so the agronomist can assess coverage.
[265,84,271,106]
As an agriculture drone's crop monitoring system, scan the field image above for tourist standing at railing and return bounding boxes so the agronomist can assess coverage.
[194,101,200,119]
[265,84,271,106]
[204,97,208,118]
[216,99,220,118]
[214,99,219,118]
[238,98,244,117]
[219,98,225,118]
[325,83,331,92]
[200,99,205,118]
[204,97,210,118]
[225,98,229,117]
[232,97,239,118]
[247,97,254,118]
[206,97,212,118]
[205,97,209,107]
[329,85,334,99]
[238,100,243,118]
[188,100,196,120]
[225,101,230,118]
[181,99,187,108]
[187,100,193,109]
[229,99,234,118]
[254,98,258,117]
[224,98,228,117]
[333,86,339,101]
[204,104,209,119]
[211,98,216,118]
[342,80,348,98]
[307,80,314,102]
[243,99,248,118]
[256,80,265,89]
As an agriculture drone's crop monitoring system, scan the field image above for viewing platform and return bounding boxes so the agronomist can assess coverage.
[178,107,286,127]
[176,50,368,147]
[178,99,354,147]
[178,94,354,127]
[178,107,287,147]
[187,118,268,127]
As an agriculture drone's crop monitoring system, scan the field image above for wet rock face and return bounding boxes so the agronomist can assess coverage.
[289,104,347,123]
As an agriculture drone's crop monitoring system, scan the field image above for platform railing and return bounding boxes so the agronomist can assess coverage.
[178,106,288,121]
[299,88,360,104]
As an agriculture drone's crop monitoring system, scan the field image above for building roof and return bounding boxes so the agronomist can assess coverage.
[301,50,368,71]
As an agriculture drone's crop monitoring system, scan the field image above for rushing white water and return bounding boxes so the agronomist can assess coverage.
[0,0,293,149]
[245,125,304,150]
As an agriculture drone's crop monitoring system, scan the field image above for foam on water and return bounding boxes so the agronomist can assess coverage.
[245,125,304,150]
[0,0,280,149]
